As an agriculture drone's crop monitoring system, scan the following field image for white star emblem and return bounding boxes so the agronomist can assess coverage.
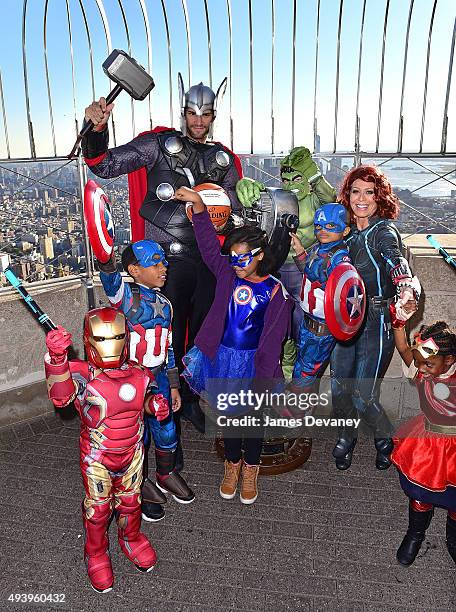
[151,296,167,318]
[347,285,363,318]
[239,290,248,301]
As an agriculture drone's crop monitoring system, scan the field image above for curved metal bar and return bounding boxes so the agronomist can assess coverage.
[93,0,115,145]
[65,0,79,138]
[116,0,135,137]
[93,0,113,52]
[181,0,192,86]
[271,0,275,154]
[375,0,391,153]
[441,16,456,153]
[43,0,57,156]
[313,0,321,152]
[333,0,344,153]
[203,0,212,88]
[0,69,11,158]
[77,0,96,102]
[226,0,233,150]
[397,0,414,152]
[354,0,367,160]
[248,0,253,154]
[21,0,36,158]
[419,0,438,152]
[291,0,297,150]
[138,0,153,129]
[159,0,173,127]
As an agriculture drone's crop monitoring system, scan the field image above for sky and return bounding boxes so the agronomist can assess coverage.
[0,0,455,158]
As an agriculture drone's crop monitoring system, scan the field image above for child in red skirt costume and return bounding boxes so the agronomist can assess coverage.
[391,320,456,566]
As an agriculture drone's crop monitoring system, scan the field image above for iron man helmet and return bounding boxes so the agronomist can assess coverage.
[83,307,128,369]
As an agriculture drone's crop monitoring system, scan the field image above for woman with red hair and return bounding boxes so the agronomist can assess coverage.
[330,165,420,471]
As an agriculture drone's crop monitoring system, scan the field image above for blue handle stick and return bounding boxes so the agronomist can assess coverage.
[426,235,456,271]
[5,268,57,333]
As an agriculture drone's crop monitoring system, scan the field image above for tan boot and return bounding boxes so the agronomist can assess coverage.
[240,462,260,505]
[219,460,242,499]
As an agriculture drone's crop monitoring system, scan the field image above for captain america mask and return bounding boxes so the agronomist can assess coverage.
[132,240,168,268]
[229,247,261,268]
[314,203,348,235]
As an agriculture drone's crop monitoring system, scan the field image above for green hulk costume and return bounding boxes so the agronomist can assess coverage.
[236,146,336,378]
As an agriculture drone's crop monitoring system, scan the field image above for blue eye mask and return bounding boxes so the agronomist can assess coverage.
[132,240,168,267]
[229,247,261,268]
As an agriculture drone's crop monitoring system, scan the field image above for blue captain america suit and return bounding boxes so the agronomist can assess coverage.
[221,276,278,350]
[293,204,350,388]
[99,269,177,450]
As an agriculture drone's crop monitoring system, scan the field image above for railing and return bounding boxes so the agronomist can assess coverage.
[0,0,455,159]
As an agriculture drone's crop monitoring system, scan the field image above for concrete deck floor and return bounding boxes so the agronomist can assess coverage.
[0,413,455,612]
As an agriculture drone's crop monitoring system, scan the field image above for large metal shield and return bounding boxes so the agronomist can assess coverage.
[242,187,299,269]
[324,262,366,341]
[83,180,115,263]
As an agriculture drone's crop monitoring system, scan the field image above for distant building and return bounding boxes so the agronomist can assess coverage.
[19,241,33,252]
[39,236,54,260]
[0,252,10,272]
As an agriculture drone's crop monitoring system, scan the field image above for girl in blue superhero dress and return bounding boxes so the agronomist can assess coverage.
[174,186,292,505]
[391,320,456,566]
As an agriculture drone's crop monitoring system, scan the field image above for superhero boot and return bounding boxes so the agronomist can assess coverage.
[396,501,433,566]
[155,448,195,503]
[332,392,357,471]
[141,445,167,522]
[361,399,394,470]
[116,491,157,572]
[82,498,114,593]
[446,512,456,564]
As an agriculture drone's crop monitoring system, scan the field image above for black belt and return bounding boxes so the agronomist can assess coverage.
[303,313,330,337]
[369,296,394,309]
[162,241,201,260]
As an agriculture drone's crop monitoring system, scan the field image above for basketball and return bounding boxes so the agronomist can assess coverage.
[186,183,231,228]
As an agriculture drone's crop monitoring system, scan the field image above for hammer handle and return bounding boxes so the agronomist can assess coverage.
[68,83,123,158]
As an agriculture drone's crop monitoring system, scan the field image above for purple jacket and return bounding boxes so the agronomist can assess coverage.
[192,209,292,380]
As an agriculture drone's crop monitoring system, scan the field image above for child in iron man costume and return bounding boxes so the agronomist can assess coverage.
[391,319,456,566]
[44,307,169,593]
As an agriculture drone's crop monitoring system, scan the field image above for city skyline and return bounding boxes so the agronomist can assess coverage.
[1,155,455,287]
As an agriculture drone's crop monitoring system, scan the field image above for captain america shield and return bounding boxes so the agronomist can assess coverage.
[83,180,115,263]
[324,262,366,341]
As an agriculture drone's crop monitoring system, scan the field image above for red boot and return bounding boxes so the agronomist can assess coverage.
[82,498,114,593]
[116,492,157,571]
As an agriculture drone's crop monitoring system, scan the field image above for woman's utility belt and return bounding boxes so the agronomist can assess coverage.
[369,296,395,309]
[304,313,330,337]
[425,418,456,436]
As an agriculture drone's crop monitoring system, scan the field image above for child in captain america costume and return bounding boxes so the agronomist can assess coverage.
[289,203,351,390]
[98,239,195,523]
